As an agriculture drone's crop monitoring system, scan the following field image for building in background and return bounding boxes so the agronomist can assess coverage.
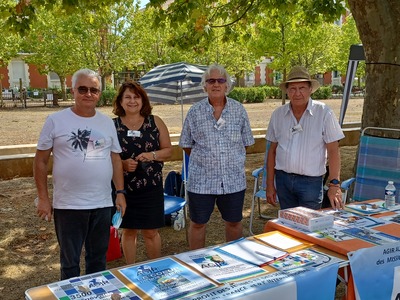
[0,56,72,91]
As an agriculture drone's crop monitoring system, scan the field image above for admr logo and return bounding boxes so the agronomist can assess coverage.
[137,265,155,276]
[88,278,108,288]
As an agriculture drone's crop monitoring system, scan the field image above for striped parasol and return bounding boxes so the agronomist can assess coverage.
[139,62,208,104]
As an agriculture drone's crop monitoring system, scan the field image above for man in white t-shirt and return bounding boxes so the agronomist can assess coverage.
[34,68,126,280]
[266,66,345,211]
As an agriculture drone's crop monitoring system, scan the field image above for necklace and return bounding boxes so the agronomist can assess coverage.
[121,116,144,130]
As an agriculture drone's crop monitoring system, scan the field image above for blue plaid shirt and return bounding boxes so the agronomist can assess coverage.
[179,97,254,194]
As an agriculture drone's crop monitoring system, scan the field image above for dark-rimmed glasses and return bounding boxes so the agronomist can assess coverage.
[76,86,101,95]
[206,78,227,84]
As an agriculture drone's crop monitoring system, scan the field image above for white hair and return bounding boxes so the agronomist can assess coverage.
[71,69,102,90]
[201,63,233,94]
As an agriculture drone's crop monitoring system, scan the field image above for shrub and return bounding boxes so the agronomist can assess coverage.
[261,86,282,99]
[246,87,265,103]
[228,87,247,103]
[99,88,117,106]
[313,86,332,99]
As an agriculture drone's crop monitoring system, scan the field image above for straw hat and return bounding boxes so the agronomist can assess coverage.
[279,66,320,94]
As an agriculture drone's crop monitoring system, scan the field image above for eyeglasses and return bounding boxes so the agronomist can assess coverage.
[206,78,227,84]
[76,86,101,95]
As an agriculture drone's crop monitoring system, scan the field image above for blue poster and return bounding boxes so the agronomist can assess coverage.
[348,241,400,300]
[119,257,217,299]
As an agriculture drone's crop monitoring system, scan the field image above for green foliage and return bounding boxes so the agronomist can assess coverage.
[229,86,282,103]
[245,88,265,103]
[228,87,247,103]
[99,88,117,106]
[260,86,282,99]
[312,86,332,100]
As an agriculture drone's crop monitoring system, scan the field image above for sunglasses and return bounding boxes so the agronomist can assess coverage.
[206,78,227,84]
[76,86,101,95]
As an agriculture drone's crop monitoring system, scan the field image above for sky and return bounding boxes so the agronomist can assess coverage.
[140,0,150,8]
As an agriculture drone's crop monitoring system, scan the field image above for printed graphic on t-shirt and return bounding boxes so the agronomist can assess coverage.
[67,127,108,161]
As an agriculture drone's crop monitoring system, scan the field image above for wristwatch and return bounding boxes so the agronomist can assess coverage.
[329,179,340,185]
[115,189,126,195]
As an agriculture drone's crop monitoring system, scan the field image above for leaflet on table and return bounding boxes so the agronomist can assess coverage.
[118,257,218,300]
[345,201,388,215]
[340,227,400,245]
[380,213,400,224]
[174,248,267,283]
[269,248,345,271]
[44,271,140,300]
[214,237,287,266]
[324,209,387,228]
[254,231,313,252]
[309,223,355,242]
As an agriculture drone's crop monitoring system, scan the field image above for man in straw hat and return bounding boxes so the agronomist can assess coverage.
[265,66,344,210]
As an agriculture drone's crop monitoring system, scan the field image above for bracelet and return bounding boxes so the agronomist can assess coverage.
[152,151,157,160]
[115,189,126,195]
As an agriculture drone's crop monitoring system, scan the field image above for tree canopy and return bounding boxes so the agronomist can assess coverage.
[1,0,398,129]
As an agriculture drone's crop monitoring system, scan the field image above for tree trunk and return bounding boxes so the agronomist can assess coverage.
[348,0,400,130]
[58,75,67,102]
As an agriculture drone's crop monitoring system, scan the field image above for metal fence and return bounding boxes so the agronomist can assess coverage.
[0,90,73,108]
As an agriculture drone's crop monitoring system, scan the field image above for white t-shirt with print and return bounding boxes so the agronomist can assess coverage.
[37,108,121,209]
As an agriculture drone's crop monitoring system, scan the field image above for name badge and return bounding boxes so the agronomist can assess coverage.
[214,118,226,130]
[127,130,141,137]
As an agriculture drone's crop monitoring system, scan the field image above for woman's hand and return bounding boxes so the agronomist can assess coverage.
[135,152,154,162]
[122,158,139,172]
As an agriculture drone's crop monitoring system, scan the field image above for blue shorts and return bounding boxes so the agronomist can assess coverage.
[187,190,245,224]
[275,170,323,210]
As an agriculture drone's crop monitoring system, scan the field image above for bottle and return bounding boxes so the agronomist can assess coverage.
[385,181,396,208]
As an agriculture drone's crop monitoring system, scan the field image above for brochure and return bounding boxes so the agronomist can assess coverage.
[215,238,287,266]
[269,248,344,271]
[45,271,139,300]
[340,227,400,245]
[174,248,267,283]
[119,257,217,300]
[310,224,354,242]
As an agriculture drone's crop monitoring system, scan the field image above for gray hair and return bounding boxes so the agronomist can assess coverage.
[201,63,233,94]
[71,69,102,90]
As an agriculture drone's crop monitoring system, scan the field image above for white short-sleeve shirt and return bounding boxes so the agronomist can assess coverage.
[266,99,344,176]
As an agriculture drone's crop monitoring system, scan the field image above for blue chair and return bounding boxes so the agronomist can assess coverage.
[164,195,186,215]
[164,153,189,233]
[341,127,400,203]
[249,141,272,235]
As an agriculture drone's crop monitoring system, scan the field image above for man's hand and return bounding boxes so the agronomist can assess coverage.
[328,186,344,210]
[266,186,278,206]
[35,197,53,222]
[115,194,127,217]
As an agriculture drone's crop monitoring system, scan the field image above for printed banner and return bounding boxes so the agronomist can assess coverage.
[348,241,400,300]
[181,263,339,300]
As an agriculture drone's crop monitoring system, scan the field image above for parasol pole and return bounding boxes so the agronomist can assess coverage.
[179,80,187,185]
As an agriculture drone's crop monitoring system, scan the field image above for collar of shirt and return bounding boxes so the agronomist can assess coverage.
[284,98,315,118]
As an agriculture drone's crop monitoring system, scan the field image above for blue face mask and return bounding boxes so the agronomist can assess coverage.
[112,210,123,229]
